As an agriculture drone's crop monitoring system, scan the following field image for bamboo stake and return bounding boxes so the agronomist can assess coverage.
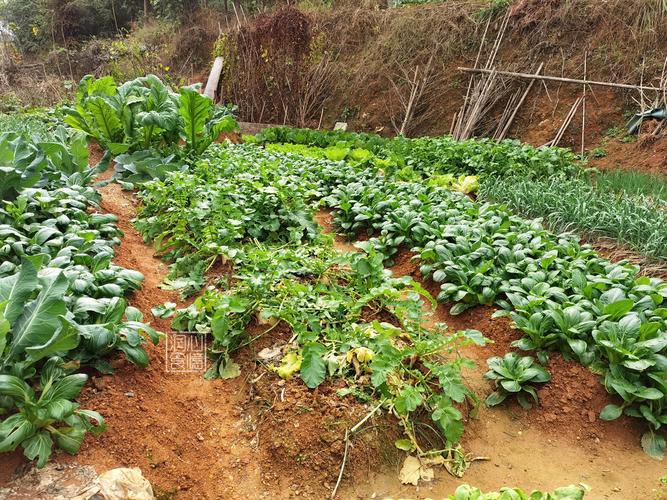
[638,58,646,136]
[497,62,544,140]
[454,11,508,140]
[457,67,664,92]
[457,16,491,136]
[546,97,582,147]
[581,53,587,158]
[449,112,458,135]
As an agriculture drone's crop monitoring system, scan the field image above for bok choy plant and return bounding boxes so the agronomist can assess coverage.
[484,353,551,409]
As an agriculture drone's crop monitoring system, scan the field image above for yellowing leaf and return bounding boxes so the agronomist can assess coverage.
[273,352,302,379]
[346,347,375,364]
[452,175,479,194]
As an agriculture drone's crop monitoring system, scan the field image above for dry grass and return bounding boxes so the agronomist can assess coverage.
[2,0,666,131]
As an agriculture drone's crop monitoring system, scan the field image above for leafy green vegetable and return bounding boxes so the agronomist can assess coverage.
[484,353,551,409]
[448,483,587,500]
[0,123,160,468]
[63,75,239,158]
[134,139,667,459]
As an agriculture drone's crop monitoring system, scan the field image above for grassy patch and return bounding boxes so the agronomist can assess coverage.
[478,174,667,261]
[594,169,667,204]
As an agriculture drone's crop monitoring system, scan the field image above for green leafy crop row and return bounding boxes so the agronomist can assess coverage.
[0,127,159,466]
[312,149,667,459]
[254,126,581,179]
[135,144,489,463]
[134,141,667,460]
[448,483,587,500]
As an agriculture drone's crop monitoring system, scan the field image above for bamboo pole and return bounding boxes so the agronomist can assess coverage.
[581,52,587,158]
[549,97,583,147]
[497,62,544,140]
[455,16,491,139]
[457,67,664,92]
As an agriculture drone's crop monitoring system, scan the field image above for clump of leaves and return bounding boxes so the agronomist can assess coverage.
[158,240,487,456]
[484,353,550,409]
[0,358,105,467]
[448,483,587,500]
[62,74,238,157]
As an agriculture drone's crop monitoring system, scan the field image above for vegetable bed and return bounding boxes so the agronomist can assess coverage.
[1,75,665,497]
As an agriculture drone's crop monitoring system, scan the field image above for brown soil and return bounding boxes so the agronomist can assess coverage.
[314,209,358,253]
[590,134,667,178]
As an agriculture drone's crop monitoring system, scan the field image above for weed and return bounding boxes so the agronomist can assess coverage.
[589,147,607,159]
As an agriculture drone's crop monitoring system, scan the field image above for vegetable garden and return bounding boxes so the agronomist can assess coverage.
[1,74,667,498]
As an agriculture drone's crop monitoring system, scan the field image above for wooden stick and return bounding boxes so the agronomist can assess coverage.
[457,67,664,92]
[449,112,458,135]
[330,429,350,500]
[455,15,493,139]
[498,62,544,140]
[581,53,587,158]
[484,9,510,70]
[458,16,491,133]
[553,97,583,146]
[204,57,224,99]
[461,68,497,139]
[544,97,581,147]
[330,401,384,499]
[638,58,647,136]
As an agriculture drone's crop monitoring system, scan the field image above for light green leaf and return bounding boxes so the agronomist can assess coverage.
[53,427,85,455]
[179,85,213,154]
[7,271,68,361]
[22,431,53,468]
[0,259,38,324]
[219,360,241,379]
[394,439,415,452]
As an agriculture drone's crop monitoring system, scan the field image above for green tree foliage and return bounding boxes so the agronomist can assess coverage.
[0,0,144,53]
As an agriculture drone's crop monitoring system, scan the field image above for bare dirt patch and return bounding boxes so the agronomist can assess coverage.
[590,135,667,178]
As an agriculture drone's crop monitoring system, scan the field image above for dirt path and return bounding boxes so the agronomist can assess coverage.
[60,179,266,498]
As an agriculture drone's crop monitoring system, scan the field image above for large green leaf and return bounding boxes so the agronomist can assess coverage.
[87,97,123,144]
[0,413,36,452]
[53,426,85,455]
[0,308,9,357]
[0,374,34,401]
[47,373,88,401]
[82,75,117,99]
[62,108,94,137]
[138,78,179,132]
[300,342,327,389]
[25,316,80,364]
[6,271,69,361]
[178,85,213,154]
